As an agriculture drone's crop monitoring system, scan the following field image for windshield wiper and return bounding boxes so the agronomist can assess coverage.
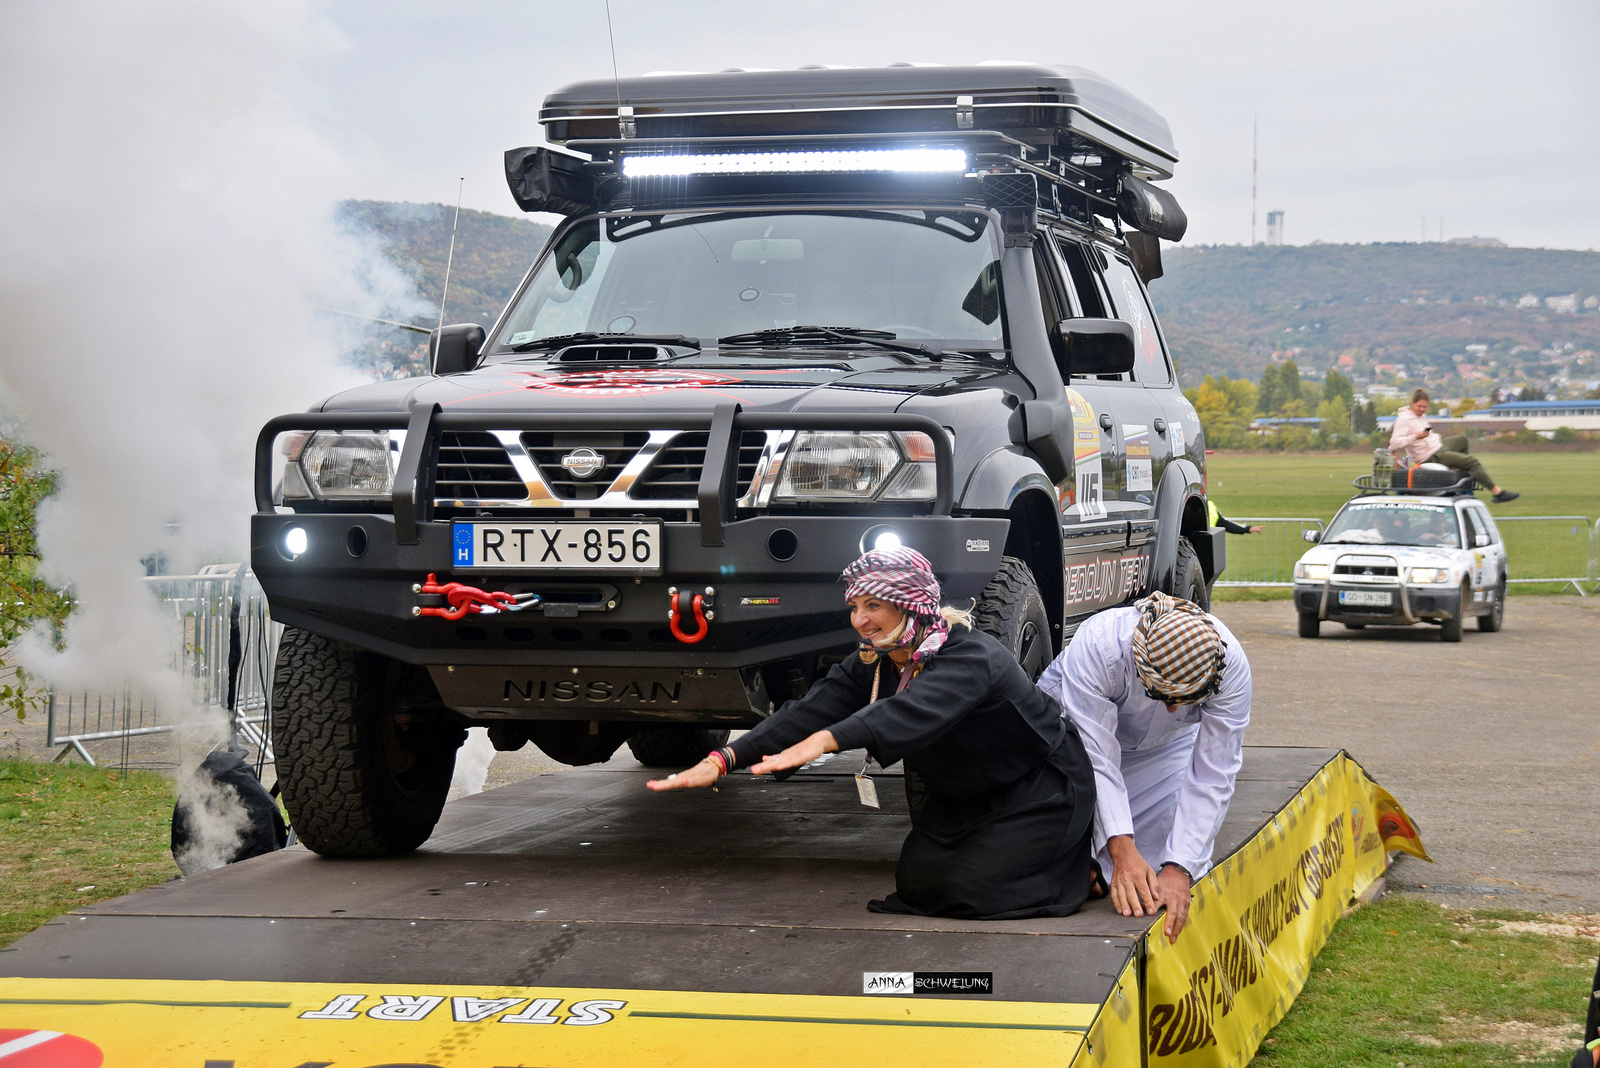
[506,332,701,353]
[717,326,942,358]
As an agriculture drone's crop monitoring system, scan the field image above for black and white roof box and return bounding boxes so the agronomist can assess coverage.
[539,63,1178,180]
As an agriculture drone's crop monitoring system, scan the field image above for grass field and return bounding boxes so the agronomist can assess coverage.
[1256,897,1597,1067]
[0,758,177,948]
[1206,450,1600,523]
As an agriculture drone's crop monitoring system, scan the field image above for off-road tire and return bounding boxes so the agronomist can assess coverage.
[626,727,732,768]
[1439,582,1467,643]
[1297,611,1320,638]
[973,557,1052,680]
[1175,537,1210,611]
[1477,576,1506,633]
[271,627,459,857]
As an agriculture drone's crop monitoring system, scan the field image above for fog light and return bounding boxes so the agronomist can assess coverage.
[283,526,308,559]
[860,525,904,554]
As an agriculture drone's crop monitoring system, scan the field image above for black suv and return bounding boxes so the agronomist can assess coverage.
[253,64,1223,856]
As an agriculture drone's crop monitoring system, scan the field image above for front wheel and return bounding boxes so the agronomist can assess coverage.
[271,627,461,858]
[1476,576,1506,632]
[1439,582,1467,642]
[1297,611,1320,638]
[974,557,1052,680]
[1174,537,1210,611]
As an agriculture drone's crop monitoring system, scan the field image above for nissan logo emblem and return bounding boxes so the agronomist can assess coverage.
[560,447,606,480]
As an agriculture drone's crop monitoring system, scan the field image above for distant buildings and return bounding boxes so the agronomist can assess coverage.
[1265,211,1285,247]
[1517,293,1541,308]
[1446,236,1506,247]
[1546,293,1579,314]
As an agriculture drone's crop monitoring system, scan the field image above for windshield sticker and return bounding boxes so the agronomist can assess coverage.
[1123,424,1152,492]
[517,370,738,396]
[506,330,541,347]
[1065,389,1105,519]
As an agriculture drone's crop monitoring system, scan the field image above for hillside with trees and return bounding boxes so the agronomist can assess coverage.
[1150,244,1600,397]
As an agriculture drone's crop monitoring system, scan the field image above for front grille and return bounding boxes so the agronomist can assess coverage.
[1334,564,1399,578]
[634,431,765,500]
[523,431,649,500]
[436,432,525,501]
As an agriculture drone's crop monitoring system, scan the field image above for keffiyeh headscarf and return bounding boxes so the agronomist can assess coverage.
[841,547,962,668]
[1131,591,1228,704]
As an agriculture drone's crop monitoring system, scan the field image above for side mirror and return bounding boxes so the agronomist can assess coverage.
[1302,529,1321,544]
[1055,318,1136,376]
[1474,534,1490,547]
[429,323,486,376]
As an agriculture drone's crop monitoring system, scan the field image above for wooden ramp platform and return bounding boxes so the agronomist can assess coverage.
[0,745,1379,1067]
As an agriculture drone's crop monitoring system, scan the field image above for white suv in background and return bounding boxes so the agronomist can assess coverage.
[1291,489,1507,642]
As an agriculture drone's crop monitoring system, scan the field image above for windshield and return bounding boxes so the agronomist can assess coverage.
[1322,501,1461,548]
[488,210,1004,355]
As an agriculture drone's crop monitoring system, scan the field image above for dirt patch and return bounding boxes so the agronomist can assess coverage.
[1439,1017,1584,1056]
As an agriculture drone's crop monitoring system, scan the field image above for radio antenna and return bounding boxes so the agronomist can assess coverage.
[601,0,620,112]
[604,0,627,133]
[437,177,465,332]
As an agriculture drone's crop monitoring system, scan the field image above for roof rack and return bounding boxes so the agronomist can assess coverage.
[506,65,1188,246]
[1351,475,1477,497]
[540,65,1177,176]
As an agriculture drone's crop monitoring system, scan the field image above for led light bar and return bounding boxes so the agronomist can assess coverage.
[621,148,968,178]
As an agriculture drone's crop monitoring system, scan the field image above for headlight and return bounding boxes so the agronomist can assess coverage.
[773,431,938,502]
[1295,562,1329,581]
[1408,568,1451,584]
[285,430,394,500]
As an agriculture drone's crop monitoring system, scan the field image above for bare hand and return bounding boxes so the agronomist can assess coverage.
[646,759,721,792]
[1157,864,1193,943]
[747,730,839,777]
[1248,525,1264,534]
[1107,836,1161,920]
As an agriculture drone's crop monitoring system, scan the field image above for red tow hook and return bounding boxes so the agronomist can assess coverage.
[412,573,537,620]
[668,585,713,644]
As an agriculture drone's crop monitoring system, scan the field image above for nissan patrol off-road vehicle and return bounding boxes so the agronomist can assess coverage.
[254,64,1224,857]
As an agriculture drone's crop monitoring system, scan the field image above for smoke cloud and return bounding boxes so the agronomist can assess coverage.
[0,1,422,710]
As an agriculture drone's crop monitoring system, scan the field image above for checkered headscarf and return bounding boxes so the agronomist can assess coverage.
[841,547,950,664]
[1131,591,1227,704]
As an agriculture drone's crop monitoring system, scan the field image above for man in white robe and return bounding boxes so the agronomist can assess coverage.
[1037,591,1251,941]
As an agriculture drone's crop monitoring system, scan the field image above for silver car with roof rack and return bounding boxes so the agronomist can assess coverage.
[1291,476,1508,641]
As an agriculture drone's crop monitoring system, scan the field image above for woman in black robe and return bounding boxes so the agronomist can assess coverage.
[647,547,1096,920]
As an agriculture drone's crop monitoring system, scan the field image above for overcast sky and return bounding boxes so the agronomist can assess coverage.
[305,0,1598,249]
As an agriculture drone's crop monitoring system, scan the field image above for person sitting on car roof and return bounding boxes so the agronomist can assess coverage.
[1390,388,1518,503]
[647,546,1098,921]
[1036,591,1251,943]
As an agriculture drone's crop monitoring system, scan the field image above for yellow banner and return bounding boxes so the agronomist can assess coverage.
[0,977,1097,1067]
[1143,752,1410,1067]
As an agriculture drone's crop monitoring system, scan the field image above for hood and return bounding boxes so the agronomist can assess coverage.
[316,354,1010,417]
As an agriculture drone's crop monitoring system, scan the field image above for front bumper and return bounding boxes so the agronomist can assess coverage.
[253,512,1010,670]
[1293,582,1462,623]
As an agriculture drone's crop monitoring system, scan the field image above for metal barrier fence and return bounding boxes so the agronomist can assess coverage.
[1495,516,1595,594]
[1214,514,1599,593]
[1212,518,1327,587]
[46,564,282,767]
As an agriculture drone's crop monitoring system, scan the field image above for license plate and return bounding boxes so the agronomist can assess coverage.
[1338,590,1392,607]
[452,521,662,573]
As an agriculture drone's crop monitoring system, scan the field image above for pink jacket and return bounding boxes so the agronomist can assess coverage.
[1390,408,1441,465]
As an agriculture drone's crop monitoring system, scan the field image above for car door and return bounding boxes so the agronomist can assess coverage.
[1463,502,1505,593]
[1098,250,1182,489]
[1045,234,1149,618]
